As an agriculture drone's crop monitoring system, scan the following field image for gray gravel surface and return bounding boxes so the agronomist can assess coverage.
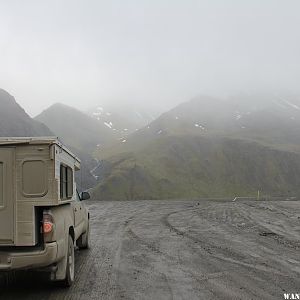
[1,199,300,300]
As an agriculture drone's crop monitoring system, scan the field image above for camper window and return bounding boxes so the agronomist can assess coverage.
[22,160,47,197]
[60,165,73,200]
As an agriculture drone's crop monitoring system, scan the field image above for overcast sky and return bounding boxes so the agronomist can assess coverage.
[0,0,299,116]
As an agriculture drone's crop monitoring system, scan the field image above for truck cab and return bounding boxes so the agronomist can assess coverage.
[0,137,90,286]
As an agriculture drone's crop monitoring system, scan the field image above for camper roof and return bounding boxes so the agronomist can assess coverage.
[0,137,81,166]
[0,137,58,145]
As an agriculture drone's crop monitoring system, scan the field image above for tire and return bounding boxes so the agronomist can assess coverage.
[62,235,75,287]
[77,221,90,249]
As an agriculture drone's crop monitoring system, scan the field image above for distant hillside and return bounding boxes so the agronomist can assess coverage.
[0,89,52,137]
[97,94,300,159]
[35,103,108,190]
[92,93,300,200]
[35,103,117,153]
[35,103,123,191]
[92,136,300,200]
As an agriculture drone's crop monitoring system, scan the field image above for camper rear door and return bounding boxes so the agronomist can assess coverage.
[0,148,15,245]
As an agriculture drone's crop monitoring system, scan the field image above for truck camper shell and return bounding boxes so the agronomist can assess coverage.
[0,137,81,247]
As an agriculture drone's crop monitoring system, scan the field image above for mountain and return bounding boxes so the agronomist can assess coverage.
[35,103,118,153]
[0,90,97,191]
[0,89,52,137]
[35,103,123,191]
[97,93,300,158]
[92,136,300,200]
[89,105,137,135]
[92,93,300,200]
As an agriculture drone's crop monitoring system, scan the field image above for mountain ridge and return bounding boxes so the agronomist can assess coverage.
[0,88,52,137]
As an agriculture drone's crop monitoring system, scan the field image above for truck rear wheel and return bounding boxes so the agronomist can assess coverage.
[77,222,90,249]
[62,235,75,287]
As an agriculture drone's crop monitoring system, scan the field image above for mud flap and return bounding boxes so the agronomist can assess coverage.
[50,255,67,281]
[50,239,68,281]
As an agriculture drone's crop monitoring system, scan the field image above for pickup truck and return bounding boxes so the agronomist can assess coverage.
[0,137,90,286]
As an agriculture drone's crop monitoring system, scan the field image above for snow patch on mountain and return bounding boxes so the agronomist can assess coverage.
[195,124,205,130]
[284,100,300,110]
[275,95,300,111]
[104,122,113,129]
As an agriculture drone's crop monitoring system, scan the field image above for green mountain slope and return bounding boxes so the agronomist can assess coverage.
[35,102,162,191]
[92,135,300,200]
[93,94,300,200]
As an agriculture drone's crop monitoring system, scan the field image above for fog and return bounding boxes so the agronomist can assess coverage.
[0,0,299,116]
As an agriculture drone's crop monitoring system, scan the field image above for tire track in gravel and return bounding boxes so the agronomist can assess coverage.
[237,202,300,249]
[123,204,254,299]
[124,203,276,300]
[1,200,300,300]
[123,205,211,299]
[159,201,300,299]
[161,204,296,278]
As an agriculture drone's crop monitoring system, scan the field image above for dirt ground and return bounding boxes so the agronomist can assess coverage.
[1,199,300,300]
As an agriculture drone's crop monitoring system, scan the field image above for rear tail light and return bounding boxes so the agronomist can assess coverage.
[43,210,54,234]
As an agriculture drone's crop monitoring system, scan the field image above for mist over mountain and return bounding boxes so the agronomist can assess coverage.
[35,103,116,191]
[98,93,300,158]
[0,89,52,137]
[1,1,300,116]
[35,103,117,152]
[88,101,162,135]
[34,101,158,191]
[2,87,300,199]
[92,93,300,200]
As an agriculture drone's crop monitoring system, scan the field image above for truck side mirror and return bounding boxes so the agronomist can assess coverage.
[80,191,90,201]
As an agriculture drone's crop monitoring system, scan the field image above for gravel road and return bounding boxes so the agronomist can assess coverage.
[1,199,300,300]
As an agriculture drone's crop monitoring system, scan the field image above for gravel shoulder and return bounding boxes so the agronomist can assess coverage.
[1,199,300,300]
